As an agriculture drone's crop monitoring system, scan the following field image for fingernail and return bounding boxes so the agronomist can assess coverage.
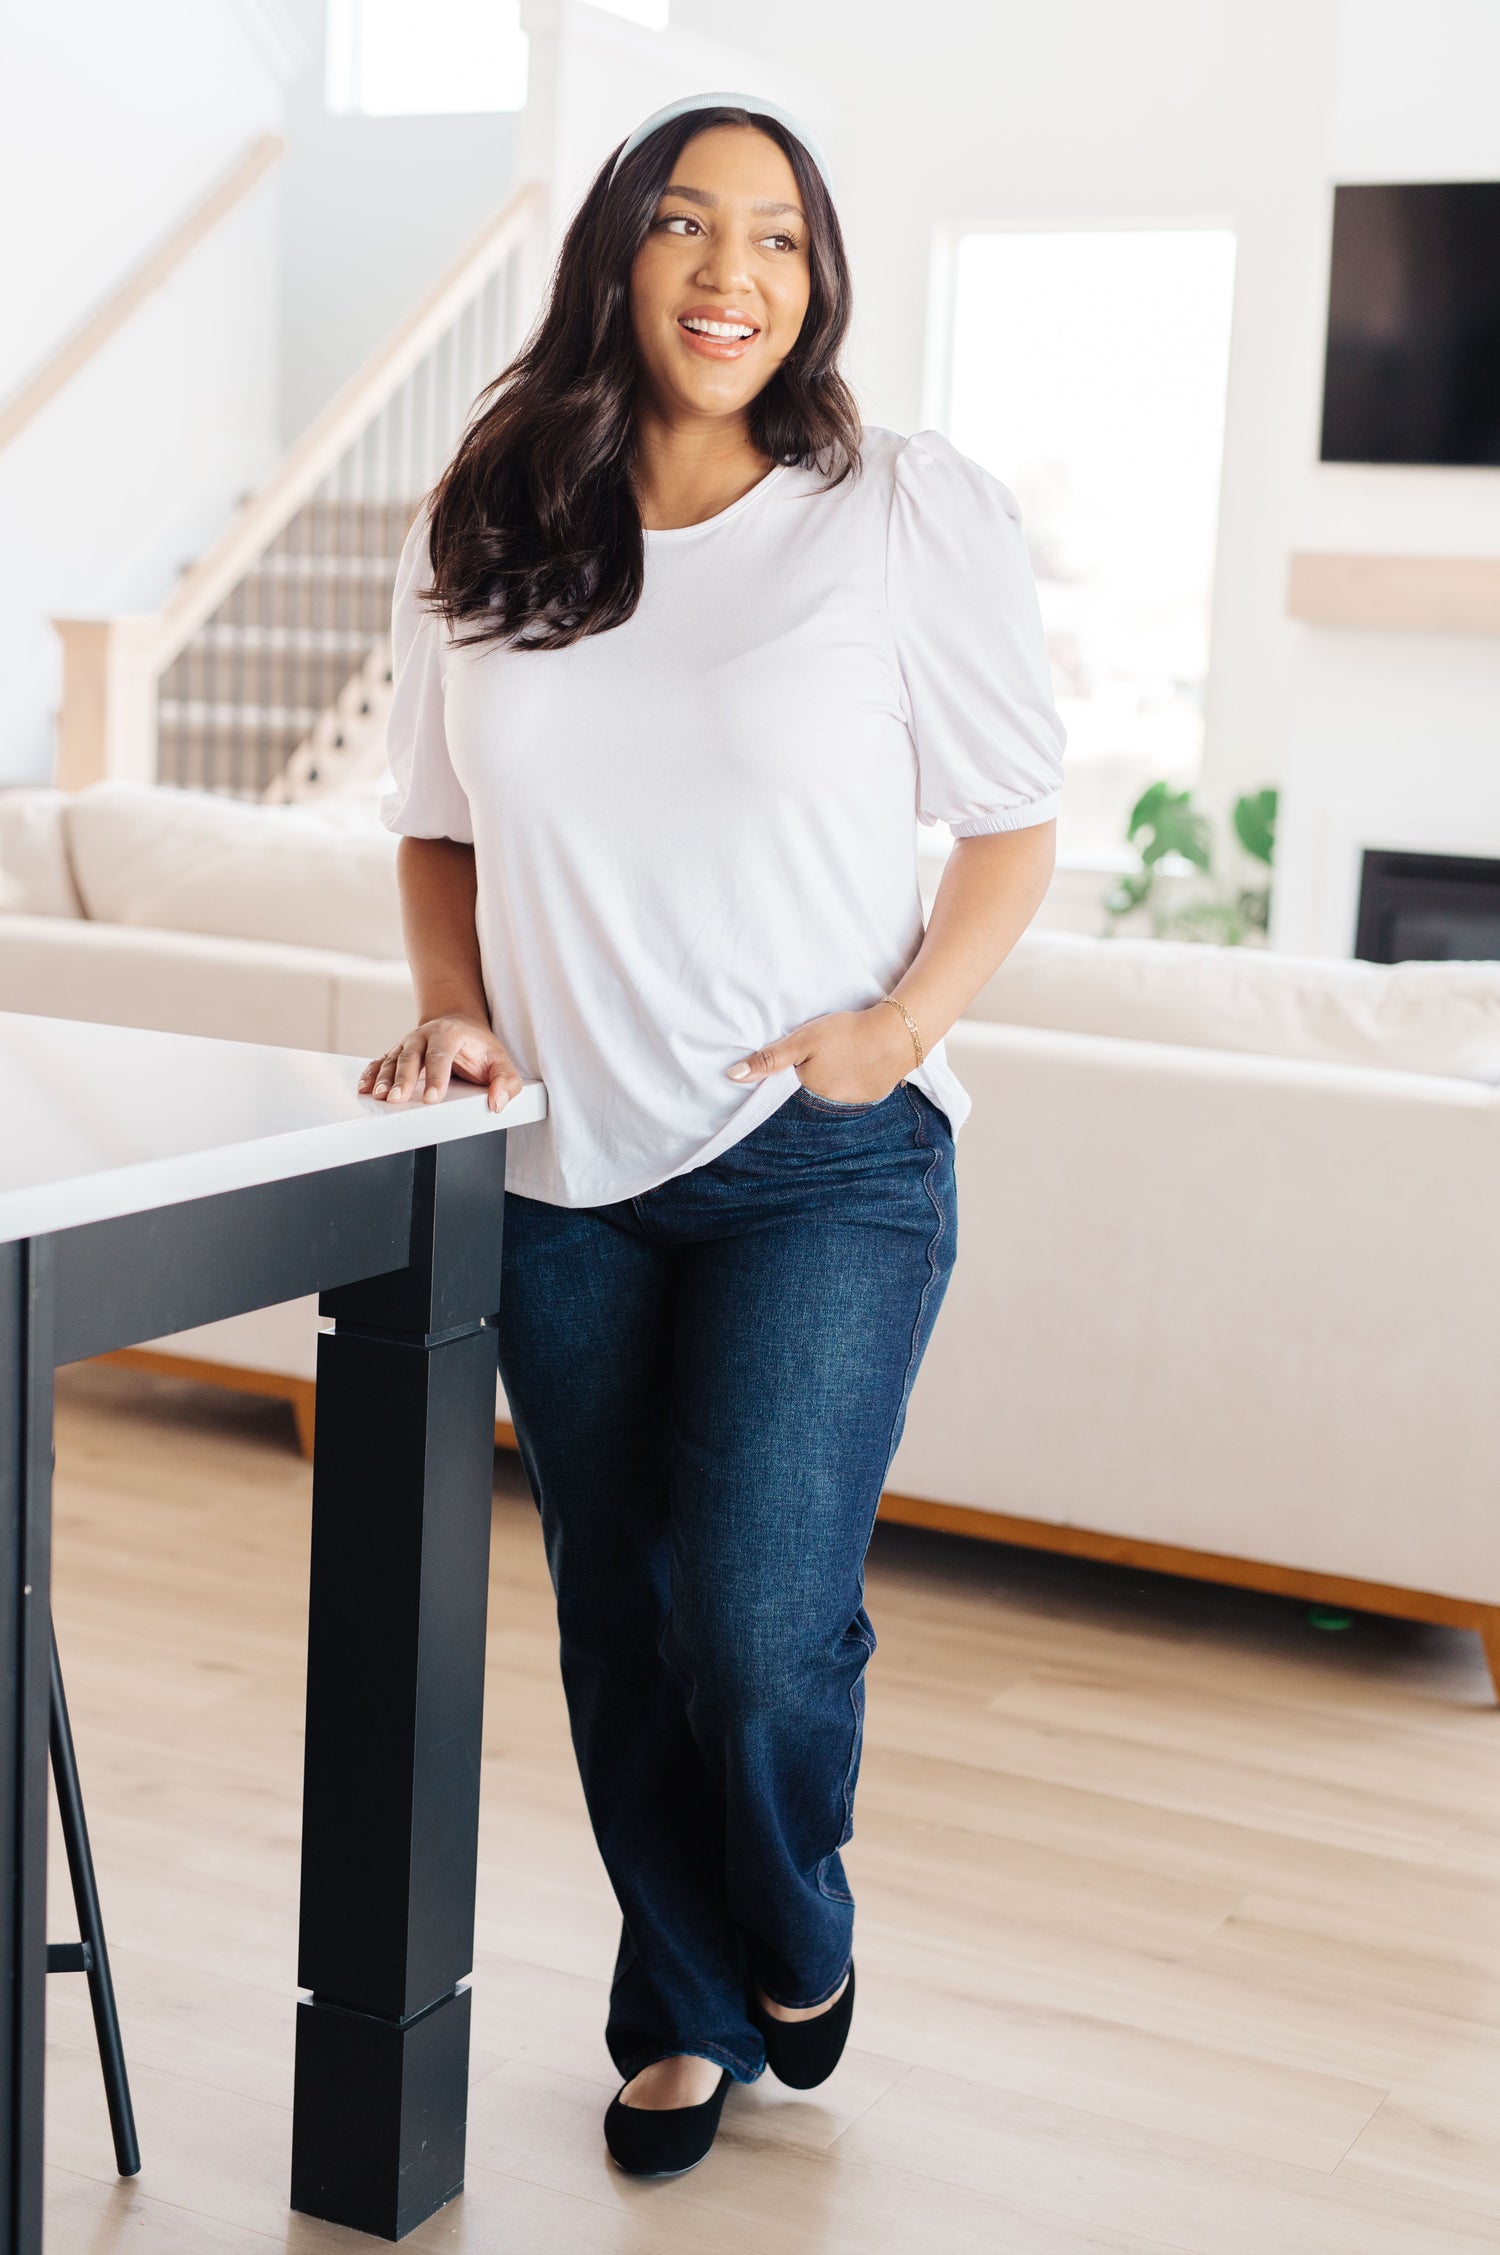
[424,1086,441,1102]
[727,1063,751,1080]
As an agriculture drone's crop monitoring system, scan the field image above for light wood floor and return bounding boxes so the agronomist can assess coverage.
[42,1361,1500,2254]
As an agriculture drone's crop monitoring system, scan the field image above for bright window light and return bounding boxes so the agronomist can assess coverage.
[944,228,1236,861]
[326,0,670,114]
[326,0,529,116]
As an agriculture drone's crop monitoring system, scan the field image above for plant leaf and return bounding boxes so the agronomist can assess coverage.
[1126,782,1212,872]
[1233,787,1278,867]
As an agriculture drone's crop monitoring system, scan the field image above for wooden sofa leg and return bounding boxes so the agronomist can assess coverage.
[1476,1614,1500,1706]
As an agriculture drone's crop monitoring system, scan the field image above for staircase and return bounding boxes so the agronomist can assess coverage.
[54,184,544,804]
[157,498,415,798]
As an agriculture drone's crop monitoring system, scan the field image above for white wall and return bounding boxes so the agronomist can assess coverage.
[1274,0,1500,955]
[0,0,289,783]
[275,0,525,441]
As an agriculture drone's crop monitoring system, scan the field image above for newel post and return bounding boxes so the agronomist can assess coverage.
[51,617,160,789]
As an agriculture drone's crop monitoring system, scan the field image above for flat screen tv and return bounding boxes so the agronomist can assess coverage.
[1320,182,1500,466]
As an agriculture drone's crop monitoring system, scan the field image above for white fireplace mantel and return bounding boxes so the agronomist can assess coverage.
[1273,601,1500,958]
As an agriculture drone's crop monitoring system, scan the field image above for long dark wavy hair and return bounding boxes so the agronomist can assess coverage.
[423,107,861,651]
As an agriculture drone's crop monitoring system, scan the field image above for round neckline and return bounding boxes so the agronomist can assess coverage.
[642,461,789,543]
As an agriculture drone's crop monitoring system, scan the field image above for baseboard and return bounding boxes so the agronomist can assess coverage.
[89,1356,1500,1698]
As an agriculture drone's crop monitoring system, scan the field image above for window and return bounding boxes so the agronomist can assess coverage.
[940,227,1236,861]
[326,0,669,119]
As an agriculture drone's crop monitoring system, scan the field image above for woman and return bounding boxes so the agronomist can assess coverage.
[360,92,1064,2177]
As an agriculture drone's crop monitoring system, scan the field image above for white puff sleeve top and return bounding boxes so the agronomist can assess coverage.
[383,426,1064,1206]
[887,432,1065,836]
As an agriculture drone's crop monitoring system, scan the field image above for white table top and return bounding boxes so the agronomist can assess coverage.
[0,1014,547,1243]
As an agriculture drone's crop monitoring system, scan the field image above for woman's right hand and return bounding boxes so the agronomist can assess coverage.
[358,1016,523,1113]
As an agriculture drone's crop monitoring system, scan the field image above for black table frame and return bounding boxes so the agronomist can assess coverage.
[0,1128,509,2248]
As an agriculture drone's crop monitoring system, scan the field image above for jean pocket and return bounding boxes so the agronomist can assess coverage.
[794,1083,897,1117]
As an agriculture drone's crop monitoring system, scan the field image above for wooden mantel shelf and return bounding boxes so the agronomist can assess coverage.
[1288,551,1500,633]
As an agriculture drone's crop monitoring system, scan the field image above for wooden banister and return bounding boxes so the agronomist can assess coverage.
[0,133,286,458]
[150,182,545,675]
[50,178,544,792]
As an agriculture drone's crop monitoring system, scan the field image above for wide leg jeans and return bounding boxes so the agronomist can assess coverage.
[496,1080,958,2082]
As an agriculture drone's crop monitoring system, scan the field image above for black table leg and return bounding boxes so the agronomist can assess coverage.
[0,1240,54,2255]
[48,1625,140,2178]
[290,1134,508,2240]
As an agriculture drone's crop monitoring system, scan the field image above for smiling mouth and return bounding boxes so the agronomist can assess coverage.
[677,310,760,360]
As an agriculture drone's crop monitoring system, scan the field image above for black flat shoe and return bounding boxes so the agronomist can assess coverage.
[750,1961,856,2089]
[603,2066,732,2177]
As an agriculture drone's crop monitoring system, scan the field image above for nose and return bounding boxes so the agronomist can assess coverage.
[693,228,755,298]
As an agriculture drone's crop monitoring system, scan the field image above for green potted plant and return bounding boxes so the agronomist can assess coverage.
[1104,782,1277,945]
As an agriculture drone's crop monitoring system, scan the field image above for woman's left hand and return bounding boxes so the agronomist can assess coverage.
[726,1003,917,1103]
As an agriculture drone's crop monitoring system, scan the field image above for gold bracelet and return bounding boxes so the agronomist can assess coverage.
[879,993,924,1082]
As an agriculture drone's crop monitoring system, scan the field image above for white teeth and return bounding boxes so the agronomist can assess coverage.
[681,317,756,339]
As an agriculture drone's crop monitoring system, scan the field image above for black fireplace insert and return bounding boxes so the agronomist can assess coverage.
[1355,848,1500,962]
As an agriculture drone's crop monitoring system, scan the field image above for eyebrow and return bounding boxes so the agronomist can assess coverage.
[660,182,805,220]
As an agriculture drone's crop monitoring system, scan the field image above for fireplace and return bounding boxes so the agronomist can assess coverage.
[1355,848,1500,963]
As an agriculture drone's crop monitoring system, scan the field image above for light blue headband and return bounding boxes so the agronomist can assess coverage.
[609,91,834,195]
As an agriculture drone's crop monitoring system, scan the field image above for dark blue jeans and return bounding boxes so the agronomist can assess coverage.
[495,1080,957,2083]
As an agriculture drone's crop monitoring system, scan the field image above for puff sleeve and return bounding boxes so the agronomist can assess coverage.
[379,504,475,844]
[886,430,1065,836]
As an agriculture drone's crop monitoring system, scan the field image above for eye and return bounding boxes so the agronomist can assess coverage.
[649,213,803,253]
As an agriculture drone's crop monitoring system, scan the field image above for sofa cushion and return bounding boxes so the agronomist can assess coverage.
[969,930,1500,1084]
[0,914,343,1049]
[329,960,419,1060]
[64,782,403,958]
[0,789,81,917]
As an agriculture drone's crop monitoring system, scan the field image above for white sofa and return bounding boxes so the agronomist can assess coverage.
[0,784,416,1450]
[6,782,1500,1684]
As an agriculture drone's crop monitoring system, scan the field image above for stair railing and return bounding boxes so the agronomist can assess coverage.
[53,181,545,799]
